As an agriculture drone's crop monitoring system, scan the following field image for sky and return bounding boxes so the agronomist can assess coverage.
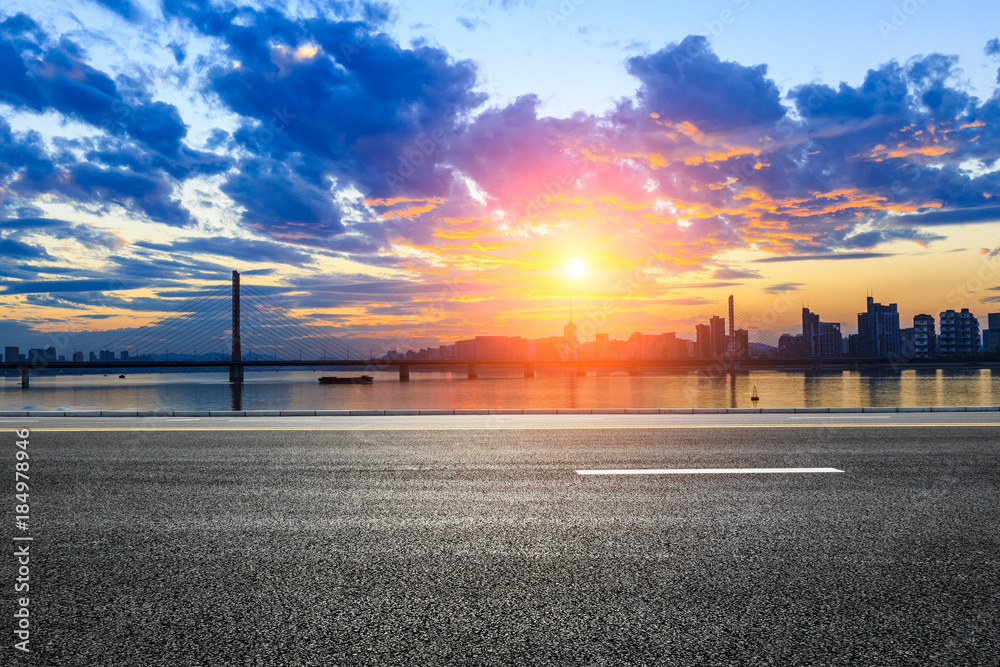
[1,0,1000,355]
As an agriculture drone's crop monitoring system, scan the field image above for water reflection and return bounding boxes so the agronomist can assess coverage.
[231,382,243,411]
[1,368,998,411]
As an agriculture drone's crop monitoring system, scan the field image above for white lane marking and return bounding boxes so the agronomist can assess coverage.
[576,467,844,475]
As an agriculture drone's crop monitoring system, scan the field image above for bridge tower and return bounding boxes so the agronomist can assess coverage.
[728,295,735,361]
[230,270,244,383]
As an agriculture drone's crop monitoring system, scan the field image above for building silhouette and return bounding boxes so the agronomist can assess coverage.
[913,314,935,358]
[858,296,900,358]
[939,308,980,356]
[709,316,726,358]
[986,312,1000,353]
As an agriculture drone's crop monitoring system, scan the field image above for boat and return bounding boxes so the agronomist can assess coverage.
[119,374,126,379]
[318,375,373,385]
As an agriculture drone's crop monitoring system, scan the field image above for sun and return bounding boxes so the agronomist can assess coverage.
[567,258,586,277]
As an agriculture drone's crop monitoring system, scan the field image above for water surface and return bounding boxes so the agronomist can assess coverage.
[2,368,997,411]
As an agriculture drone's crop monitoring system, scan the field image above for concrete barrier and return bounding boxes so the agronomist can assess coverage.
[793,408,829,413]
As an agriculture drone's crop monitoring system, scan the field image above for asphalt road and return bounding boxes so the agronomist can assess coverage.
[6,415,1000,665]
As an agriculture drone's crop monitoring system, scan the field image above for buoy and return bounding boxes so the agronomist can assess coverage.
[750,386,760,402]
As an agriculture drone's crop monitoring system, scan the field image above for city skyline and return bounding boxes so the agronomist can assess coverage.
[3,289,996,363]
[0,2,999,353]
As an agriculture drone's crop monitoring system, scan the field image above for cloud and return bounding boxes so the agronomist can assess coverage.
[0,278,148,294]
[625,35,786,132]
[0,237,52,260]
[0,14,188,156]
[456,17,488,31]
[762,283,804,294]
[134,236,316,266]
[0,217,125,250]
[713,266,761,280]
[753,253,895,263]
[90,0,144,22]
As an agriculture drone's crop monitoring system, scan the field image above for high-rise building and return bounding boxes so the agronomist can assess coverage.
[733,329,749,359]
[595,333,610,359]
[939,308,980,356]
[563,320,578,360]
[695,324,711,358]
[857,296,900,358]
[801,308,841,358]
[802,308,821,357]
[913,314,935,358]
[4,346,17,364]
[28,347,56,364]
[72,351,84,362]
[709,316,726,358]
[819,322,843,358]
[778,334,804,358]
[987,313,1000,353]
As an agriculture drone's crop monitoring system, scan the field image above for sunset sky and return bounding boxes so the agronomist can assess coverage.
[2,0,1000,354]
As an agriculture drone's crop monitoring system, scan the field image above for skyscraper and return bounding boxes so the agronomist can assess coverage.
[709,316,726,358]
[913,314,936,358]
[802,308,821,358]
[563,317,578,360]
[695,324,711,359]
[857,296,900,358]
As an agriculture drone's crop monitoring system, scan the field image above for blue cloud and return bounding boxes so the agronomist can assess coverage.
[0,237,51,260]
[134,236,316,266]
[0,15,188,156]
[625,35,786,132]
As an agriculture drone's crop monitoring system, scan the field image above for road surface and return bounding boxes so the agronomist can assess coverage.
[5,414,999,665]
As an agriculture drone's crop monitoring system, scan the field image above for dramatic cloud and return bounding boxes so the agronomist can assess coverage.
[1,2,999,345]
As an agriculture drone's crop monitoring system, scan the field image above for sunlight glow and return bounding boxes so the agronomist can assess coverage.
[567,258,586,277]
